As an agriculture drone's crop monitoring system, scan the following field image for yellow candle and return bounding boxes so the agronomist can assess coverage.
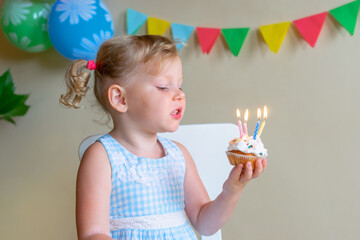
[257,106,267,138]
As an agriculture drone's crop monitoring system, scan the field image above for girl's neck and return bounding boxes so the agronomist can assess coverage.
[109,125,165,159]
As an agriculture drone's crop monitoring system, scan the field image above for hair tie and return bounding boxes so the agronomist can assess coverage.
[86,60,96,70]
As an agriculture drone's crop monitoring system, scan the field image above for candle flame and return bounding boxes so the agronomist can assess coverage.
[244,109,249,122]
[236,109,241,119]
[264,105,267,120]
[257,108,261,120]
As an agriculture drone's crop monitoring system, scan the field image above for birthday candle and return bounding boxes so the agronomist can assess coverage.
[243,109,249,136]
[257,106,267,138]
[253,108,261,140]
[236,109,243,138]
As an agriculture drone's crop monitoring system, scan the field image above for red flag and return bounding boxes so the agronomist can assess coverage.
[196,27,221,54]
[293,12,327,48]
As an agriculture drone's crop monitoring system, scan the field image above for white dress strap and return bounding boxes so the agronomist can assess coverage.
[110,210,187,231]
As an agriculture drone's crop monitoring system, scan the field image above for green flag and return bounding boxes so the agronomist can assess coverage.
[329,0,360,35]
[221,28,250,56]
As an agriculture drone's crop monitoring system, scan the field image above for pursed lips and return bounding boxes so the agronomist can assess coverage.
[170,107,183,119]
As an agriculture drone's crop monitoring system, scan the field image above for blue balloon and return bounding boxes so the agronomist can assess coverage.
[48,0,114,60]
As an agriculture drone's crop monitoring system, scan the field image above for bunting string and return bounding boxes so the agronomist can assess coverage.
[126,0,360,55]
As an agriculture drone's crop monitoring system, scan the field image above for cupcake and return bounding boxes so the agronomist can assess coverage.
[225,136,267,168]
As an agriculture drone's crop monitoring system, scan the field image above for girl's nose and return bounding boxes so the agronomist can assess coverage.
[173,88,185,100]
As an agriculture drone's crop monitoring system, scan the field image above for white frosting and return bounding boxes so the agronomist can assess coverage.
[227,135,268,158]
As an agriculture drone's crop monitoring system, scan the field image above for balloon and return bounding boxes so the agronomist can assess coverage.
[48,0,114,60]
[0,0,53,53]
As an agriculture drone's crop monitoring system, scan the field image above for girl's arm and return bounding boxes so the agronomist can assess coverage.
[76,142,113,240]
[176,142,267,236]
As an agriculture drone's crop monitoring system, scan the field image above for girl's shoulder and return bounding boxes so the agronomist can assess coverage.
[162,138,192,162]
[169,140,185,151]
[77,141,111,191]
[157,136,184,153]
[83,141,107,159]
[80,141,110,171]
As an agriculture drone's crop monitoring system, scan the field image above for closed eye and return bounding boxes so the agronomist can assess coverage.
[157,86,169,91]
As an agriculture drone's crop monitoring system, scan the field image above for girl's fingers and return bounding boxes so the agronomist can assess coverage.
[262,158,267,170]
[230,158,267,183]
[229,165,237,175]
[252,159,263,178]
[229,164,243,181]
[240,161,253,181]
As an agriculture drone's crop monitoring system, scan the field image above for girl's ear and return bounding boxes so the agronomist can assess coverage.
[108,84,128,113]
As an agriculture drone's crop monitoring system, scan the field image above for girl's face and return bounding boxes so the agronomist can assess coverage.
[125,56,185,134]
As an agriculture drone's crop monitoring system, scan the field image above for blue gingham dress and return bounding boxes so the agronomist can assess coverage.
[97,134,197,240]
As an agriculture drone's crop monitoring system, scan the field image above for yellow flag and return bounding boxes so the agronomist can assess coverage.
[147,17,171,35]
[259,22,291,53]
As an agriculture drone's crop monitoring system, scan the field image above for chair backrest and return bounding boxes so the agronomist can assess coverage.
[78,123,237,240]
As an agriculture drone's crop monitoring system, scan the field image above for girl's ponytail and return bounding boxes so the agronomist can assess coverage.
[60,60,92,108]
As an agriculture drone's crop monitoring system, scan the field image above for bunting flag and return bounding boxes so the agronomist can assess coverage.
[329,0,360,35]
[259,22,291,53]
[147,17,171,35]
[221,28,250,56]
[126,1,360,57]
[196,27,221,54]
[127,8,148,35]
[293,12,327,48]
[171,23,195,51]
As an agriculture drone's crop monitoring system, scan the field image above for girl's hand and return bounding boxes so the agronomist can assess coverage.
[222,158,267,200]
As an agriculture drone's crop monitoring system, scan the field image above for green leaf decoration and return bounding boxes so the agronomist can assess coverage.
[0,69,30,125]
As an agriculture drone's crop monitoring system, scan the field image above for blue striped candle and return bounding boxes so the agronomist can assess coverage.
[253,108,261,140]
[257,106,268,138]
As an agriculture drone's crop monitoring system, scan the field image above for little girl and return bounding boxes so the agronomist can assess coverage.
[60,35,267,240]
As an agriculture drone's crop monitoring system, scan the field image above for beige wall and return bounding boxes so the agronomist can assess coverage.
[1,0,360,239]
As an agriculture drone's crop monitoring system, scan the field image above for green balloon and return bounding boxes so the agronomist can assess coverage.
[0,0,53,52]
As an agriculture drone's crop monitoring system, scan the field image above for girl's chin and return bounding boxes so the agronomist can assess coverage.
[160,124,180,133]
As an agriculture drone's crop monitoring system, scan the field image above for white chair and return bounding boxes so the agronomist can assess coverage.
[78,123,237,240]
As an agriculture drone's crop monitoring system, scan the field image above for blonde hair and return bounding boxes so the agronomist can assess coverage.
[59,35,178,110]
